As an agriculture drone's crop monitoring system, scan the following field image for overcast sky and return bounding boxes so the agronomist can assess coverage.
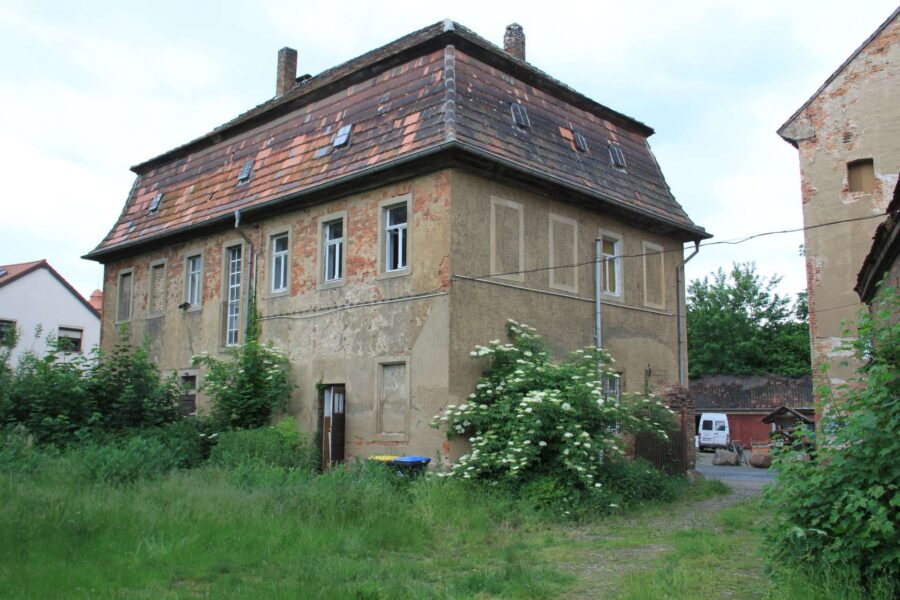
[1,0,896,302]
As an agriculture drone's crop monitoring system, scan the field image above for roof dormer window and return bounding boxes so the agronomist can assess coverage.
[573,131,589,153]
[333,124,353,148]
[608,142,627,169]
[148,192,163,214]
[510,103,531,129]
[237,159,254,184]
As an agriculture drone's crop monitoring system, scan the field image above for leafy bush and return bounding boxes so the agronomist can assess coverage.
[431,320,677,515]
[1,329,181,445]
[209,417,315,471]
[143,418,217,469]
[764,284,900,585]
[193,301,293,430]
[85,332,180,430]
[77,435,180,485]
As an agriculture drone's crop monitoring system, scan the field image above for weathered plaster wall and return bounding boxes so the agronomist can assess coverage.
[447,170,684,405]
[786,16,899,390]
[101,171,452,459]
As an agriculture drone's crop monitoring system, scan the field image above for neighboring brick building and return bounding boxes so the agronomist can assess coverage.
[690,375,814,448]
[778,8,899,410]
[85,22,708,465]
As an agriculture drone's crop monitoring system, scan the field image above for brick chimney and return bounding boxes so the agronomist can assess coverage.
[90,289,103,317]
[276,47,298,97]
[503,23,525,61]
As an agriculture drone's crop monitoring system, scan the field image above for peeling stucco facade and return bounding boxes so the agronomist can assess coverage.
[100,167,688,461]
[779,10,899,404]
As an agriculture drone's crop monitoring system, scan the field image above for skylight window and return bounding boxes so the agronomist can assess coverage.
[608,142,627,169]
[333,124,353,148]
[574,131,589,153]
[237,159,254,184]
[148,192,163,214]
[510,103,531,129]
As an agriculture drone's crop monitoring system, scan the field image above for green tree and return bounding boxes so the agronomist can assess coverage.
[687,262,810,378]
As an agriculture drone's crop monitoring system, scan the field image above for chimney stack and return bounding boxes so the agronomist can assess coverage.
[276,47,298,97]
[503,23,525,61]
[90,289,103,317]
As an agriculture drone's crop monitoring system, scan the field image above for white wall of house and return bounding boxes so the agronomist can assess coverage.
[0,267,100,366]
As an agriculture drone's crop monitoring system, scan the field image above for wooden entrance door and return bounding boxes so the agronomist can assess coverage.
[321,385,346,470]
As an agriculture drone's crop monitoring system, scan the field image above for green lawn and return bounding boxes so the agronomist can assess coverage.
[0,452,837,599]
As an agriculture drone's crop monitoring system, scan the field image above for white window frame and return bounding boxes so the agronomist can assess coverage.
[384,205,408,272]
[224,244,243,346]
[377,195,412,279]
[318,211,347,289]
[598,229,623,298]
[116,268,134,323]
[185,253,203,310]
[270,232,290,294]
[57,326,84,353]
[642,241,666,310]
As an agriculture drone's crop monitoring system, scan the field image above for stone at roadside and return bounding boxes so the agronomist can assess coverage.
[749,453,772,469]
[712,449,738,466]
[686,470,705,484]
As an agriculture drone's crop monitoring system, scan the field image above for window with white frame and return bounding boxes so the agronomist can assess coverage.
[186,254,202,308]
[324,220,343,282]
[384,204,407,272]
[224,245,242,346]
[57,327,83,353]
[599,233,622,296]
[116,271,133,322]
[271,234,289,292]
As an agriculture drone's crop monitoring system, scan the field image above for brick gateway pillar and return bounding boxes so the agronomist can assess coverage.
[658,384,696,471]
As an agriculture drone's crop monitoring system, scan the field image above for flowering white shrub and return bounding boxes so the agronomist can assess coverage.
[431,320,675,509]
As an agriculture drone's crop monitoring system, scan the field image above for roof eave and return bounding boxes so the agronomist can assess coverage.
[86,142,709,263]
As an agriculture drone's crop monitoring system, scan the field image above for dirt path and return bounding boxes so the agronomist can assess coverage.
[556,483,764,599]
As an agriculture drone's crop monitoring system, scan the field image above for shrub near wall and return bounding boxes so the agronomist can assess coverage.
[765,285,900,587]
[432,320,677,516]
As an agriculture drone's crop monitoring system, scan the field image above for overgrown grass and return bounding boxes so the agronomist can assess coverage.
[0,445,573,599]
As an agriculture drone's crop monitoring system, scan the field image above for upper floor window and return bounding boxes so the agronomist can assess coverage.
[599,232,622,297]
[848,159,874,193]
[116,270,133,322]
[57,327,83,353]
[148,261,166,317]
[185,254,202,308]
[324,220,344,282]
[384,204,408,272]
[271,234,289,293]
[608,142,627,169]
[224,245,242,346]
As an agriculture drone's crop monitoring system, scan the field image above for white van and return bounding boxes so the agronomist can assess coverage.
[698,413,730,451]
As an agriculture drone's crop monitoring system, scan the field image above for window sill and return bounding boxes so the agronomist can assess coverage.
[263,289,291,299]
[181,305,202,314]
[317,279,346,291]
[376,268,411,281]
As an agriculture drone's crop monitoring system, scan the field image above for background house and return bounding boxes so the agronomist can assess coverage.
[856,178,900,308]
[778,8,899,410]
[690,374,814,448]
[85,22,708,464]
[0,260,101,365]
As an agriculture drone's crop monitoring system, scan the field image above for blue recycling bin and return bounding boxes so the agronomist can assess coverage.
[388,455,431,477]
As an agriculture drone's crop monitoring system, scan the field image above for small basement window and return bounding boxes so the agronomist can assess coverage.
[608,142,627,169]
[148,192,163,214]
[848,159,874,193]
[180,373,197,416]
[510,103,531,129]
[333,124,353,148]
[237,159,254,184]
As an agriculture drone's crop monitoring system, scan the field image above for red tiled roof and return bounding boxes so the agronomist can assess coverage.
[0,259,100,318]
[87,20,707,261]
[691,375,814,411]
[0,259,45,287]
